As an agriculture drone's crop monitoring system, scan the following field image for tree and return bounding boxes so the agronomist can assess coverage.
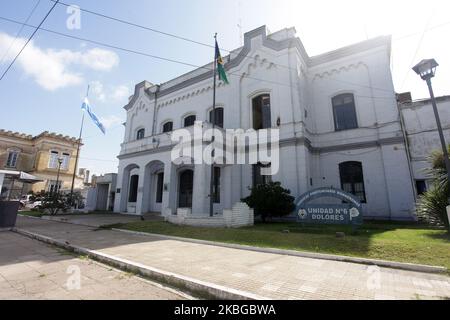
[30,191,81,215]
[242,181,295,222]
[416,146,450,229]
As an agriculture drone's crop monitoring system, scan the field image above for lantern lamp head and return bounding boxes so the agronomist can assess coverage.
[412,59,439,81]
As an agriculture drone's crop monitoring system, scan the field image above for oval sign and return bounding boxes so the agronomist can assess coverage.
[295,188,363,226]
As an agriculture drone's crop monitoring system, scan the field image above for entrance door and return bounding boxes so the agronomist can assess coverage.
[150,172,164,213]
[178,170,193,208]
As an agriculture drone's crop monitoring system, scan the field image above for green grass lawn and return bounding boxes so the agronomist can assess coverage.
[18,211,44,218]
[18,210,113,218]
[108,220,450,270]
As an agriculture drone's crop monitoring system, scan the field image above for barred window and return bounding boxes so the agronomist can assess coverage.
[339,161,366,203]
[136,129,145,140]
[184,115,196,127]
[162,122,173,133]
[209,108,224,128]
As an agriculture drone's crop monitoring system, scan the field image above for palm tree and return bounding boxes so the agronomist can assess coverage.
[417,146,450,230]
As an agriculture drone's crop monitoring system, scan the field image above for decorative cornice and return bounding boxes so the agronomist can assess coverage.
[117,135,404,160]
[308,35,391,67]
[312,62,366,81]
[124,80,153,111]
[123,26,391,111]
[157,82,226,108]
[311,136,404,154]
[155,53,277,108]
[0,129,79,144]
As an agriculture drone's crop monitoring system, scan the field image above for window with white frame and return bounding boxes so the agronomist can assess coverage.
[47,180,62,194]
[61,153,70,170]
[48,151,59,169]
[6,150,19,168]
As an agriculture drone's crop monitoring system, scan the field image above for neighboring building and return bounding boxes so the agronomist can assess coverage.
[398,93,450,196]
[85,173,117,211]
[0,130,84,197]
[79,168,91,184]
[114,25,416,220]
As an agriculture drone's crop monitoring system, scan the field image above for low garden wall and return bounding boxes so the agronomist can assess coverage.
[166,203,254,228]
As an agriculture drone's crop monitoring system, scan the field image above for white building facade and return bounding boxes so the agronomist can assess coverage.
[114,26,416,221]
[399,94,450,197]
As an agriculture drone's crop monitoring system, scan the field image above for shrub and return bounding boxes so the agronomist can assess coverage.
[242,181,295,222]
[30,191,82,215]
[416,146,450,229]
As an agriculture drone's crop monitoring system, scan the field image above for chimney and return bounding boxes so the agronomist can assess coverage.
[397,92,412,104]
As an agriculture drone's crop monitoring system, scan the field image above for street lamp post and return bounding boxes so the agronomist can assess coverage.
[55,157,64,203]
[413,59,450,225]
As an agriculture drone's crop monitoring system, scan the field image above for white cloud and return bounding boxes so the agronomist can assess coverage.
[0,32,119,91]
[100,115,123,129]
[90,81,130,104]
[90,81,106,102]
[111,85,131,101]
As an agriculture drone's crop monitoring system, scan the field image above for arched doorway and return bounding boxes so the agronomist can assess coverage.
[178,169,193,208]
[119,164,140,213]
[142,160,165,214]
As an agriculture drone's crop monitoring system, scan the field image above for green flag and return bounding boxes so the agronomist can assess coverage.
[215,39,229,84]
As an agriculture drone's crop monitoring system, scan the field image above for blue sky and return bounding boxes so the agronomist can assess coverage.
[0,0,449,175]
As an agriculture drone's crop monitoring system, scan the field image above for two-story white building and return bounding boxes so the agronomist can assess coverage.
[113,25,416,221]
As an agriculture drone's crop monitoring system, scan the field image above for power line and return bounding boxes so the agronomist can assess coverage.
[0,0,59,82]
[0,0,42,65]
[400,10,435,91]
[49,0,396,94]
[79,156,118,163]
[0,15,396,101]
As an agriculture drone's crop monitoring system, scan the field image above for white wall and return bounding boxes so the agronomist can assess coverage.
[402,97,450,181]
[116,26,416,220]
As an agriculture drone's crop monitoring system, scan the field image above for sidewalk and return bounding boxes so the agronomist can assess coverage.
[0,232,189,300]
[15,216,450,300]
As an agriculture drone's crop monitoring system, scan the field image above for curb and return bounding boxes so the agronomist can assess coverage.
[111,228,448,275]
[12,227,269,301]
[16,215,448,274]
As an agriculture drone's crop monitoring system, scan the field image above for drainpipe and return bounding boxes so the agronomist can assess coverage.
[151,85,161,136]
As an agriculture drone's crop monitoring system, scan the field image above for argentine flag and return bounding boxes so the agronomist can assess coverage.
[81,97,106,134]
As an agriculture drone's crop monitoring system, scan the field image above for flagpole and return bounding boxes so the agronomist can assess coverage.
[209,33,218,217]
[70,85,89,206]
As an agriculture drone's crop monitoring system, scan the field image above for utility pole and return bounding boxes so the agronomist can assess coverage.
[209,33,218,217]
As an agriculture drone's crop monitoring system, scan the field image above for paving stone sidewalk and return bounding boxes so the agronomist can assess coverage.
[14,216,450,300]
[0,231,188,300]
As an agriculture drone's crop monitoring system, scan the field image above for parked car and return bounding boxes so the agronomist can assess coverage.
[17,195,43,210]
[28,201,42,210]
[19,194,33,208]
